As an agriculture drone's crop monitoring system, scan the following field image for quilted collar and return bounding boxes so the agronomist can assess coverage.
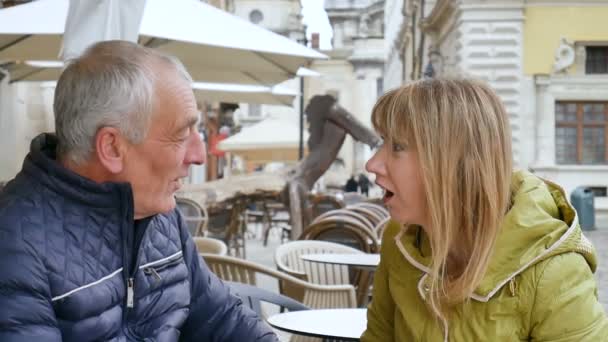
[23,133,133,209]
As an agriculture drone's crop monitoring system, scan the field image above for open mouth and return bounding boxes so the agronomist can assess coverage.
[383,189,394,203]
[377,182,394,203]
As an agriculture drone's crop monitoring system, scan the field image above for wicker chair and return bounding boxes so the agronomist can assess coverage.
[350,202,389,219]
[299,217,380,254]
[275,240,372,305]
[202,254,357,310]
[193,237,228,255]
[308,194,344,221]
[374,216,392,240]
[279,238,375,307]
[354,200,390,216]
[206,201,247,258]
[261,200,291,247]
[311,209,375,231]
[176,197,208,237]
[275,240,363,283]
[345,205,386,227]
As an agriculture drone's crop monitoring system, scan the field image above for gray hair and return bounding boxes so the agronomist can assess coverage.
[54,40,193,164]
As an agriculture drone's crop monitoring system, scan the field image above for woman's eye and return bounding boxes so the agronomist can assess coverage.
[392,142,405,152]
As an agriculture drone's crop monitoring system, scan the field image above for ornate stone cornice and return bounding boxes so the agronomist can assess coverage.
[392,20,410,54]
[421,0,457,32]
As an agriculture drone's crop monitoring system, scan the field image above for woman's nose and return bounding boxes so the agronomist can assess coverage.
[365,148,386,176]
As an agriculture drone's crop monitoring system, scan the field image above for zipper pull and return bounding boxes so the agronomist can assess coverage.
[144,267,162,282]
[127,278,134,308]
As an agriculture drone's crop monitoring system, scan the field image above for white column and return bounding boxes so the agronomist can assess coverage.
[533,76,554,167]
[224,152,232,178]
[0,74,17,180]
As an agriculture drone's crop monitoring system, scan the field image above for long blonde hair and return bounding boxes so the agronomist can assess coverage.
[371,79,512,316]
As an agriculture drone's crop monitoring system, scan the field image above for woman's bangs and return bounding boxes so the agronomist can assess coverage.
[371,90,395,140]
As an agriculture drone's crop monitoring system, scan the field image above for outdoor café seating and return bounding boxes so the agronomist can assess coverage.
[193,236,228,255]
[206,200,247,258]
[202,254,357,310]
[176,197,208,237]
[308,194,344,221]
[275,240,372,307]
[312,209,375,231]
[275,240,362,283]
[299,217,380,254]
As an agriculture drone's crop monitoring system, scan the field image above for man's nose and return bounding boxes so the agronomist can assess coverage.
[185,133,206,165]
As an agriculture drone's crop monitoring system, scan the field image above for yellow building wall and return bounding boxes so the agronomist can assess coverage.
[524,6,608,75]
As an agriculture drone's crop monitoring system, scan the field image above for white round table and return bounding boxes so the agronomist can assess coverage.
[301,253,380,269]
[267,308,367,341]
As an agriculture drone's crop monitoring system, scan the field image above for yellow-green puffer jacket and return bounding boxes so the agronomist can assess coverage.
[361,171,608,341]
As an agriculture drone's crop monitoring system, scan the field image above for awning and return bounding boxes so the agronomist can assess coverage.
[193,82,297,106]
[0,0,326,85]
[0,60,62,83]
[0,61,320,84]
[218,118,308,162]
[0,65,297,105]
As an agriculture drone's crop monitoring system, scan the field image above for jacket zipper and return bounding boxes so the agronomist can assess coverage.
[144,267,162,281]
[121,187,134,312]
[142,253,184,282]
[127,278,134,308]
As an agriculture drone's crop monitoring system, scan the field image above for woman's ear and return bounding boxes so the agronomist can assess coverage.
[95,127,126,174]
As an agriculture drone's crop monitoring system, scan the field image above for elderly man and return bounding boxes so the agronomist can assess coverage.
[0,41,278,341]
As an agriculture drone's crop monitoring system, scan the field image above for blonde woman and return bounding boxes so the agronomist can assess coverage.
[361,79,608,341]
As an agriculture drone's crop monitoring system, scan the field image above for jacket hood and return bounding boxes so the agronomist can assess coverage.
[394,170,597,302]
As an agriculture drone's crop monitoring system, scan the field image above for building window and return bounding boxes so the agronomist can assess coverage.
[555,101,607,165]
[585,47,608,74]
[249,9,264,24]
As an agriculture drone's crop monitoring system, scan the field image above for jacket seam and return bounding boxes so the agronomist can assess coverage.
[529,254,551,338]
[139,251,183,270]
[51,268,123,301]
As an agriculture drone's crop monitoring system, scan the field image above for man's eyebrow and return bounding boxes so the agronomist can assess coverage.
[175,116,200,133]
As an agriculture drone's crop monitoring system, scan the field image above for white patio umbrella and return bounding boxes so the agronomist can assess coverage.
[0,60,62,83]
[193,83,297,106]
[0,0,326,85]
[1,61,321,84]
[218,117,309,163]
[0,62,296,105]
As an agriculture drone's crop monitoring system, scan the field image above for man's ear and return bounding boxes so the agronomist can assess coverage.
[95,127,126,174]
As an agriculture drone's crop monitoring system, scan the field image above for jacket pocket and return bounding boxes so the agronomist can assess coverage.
[140,251,184,282]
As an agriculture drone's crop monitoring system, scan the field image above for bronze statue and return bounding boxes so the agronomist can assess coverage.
[284,95,380,237]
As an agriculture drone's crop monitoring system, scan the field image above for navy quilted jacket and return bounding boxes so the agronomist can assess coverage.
[0,134,278,342]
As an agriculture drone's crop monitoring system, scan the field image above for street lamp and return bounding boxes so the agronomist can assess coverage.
[298,26,308,160]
